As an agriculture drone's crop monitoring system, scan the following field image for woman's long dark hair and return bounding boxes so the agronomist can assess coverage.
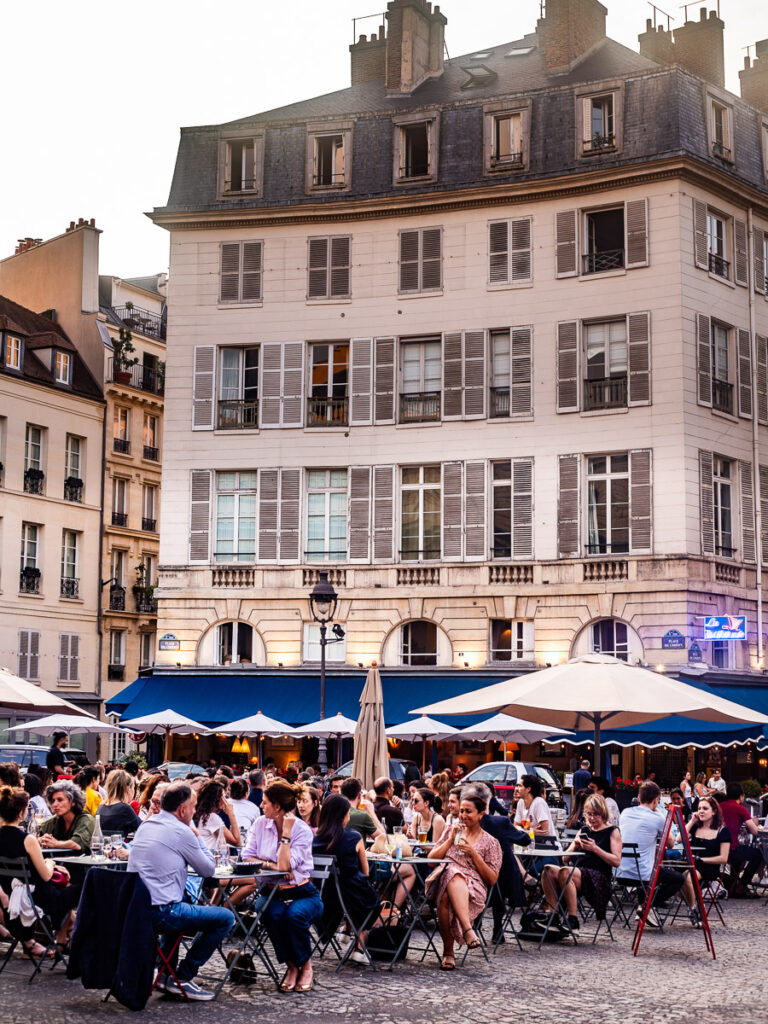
[193,779,224,828]
[315,794,349,851]
[566,787,590,828]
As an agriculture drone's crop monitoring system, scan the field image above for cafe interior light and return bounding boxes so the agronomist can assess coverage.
[240,737,251,754]
[231,737,243,753]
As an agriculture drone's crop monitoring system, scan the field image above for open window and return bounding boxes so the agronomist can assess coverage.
[219,132,264,196]
[306,122,352,193]
[393,111,439,184]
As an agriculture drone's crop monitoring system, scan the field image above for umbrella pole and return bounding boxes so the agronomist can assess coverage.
[422,737,426,775]
[594,713,602,775]
[164,727,172,762]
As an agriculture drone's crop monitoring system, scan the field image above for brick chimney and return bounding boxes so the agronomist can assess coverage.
[350,29,387,86]
[14,238,43,255]
[638,19,676,65]
[740,40,768,114]
[672,7,724,88]
[384,0,446,95]
[537,0,607,75]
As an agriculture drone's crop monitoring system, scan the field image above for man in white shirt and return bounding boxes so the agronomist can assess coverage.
[708,768,726,794]
[513,774,556,838]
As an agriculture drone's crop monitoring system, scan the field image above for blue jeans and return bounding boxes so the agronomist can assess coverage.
[261,883,323,969]
[151,901,234,982]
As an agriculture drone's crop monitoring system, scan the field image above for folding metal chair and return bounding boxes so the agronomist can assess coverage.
[610,844,651,929]
[310,854,379,971]
[0,857,64,984]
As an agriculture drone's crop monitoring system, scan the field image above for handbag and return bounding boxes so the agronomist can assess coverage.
[366,924,410,962]
[50,870,70,888]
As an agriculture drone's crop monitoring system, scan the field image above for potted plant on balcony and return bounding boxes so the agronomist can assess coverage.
[24,467,44,493]
[64,475,83,500]
[122,300,139,330]
[113,327,138,384]
[20,565,41,592]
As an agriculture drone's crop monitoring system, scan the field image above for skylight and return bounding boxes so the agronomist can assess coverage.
[506,46,534,57]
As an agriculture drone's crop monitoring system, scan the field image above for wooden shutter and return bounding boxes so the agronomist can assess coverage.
[349,467,371,562]
[281,342,305,427]
[512,458,534,558]
[757,335,768,425]
[279,468,301,562]
[442,462,463,559]
[761,466,768,564]
[693,199,709,270]
[740,460,756,563]
[442,332,464,419]
[330,236,351,297]
[421,228,442,291]
[627,312,651,406]
[555,210,577,277]
[192,345,215,430]
[629,449,652,553]
[556,321,579,412]
[373,465,394,561]
[189,470,212,563]
[308,237,329,298]
[260,343,282,427]
[696,313,712,407]
[737,328,753,418]
[734,218,748,287]
[241,241,262,301]
[258,469,279,560]
[220,242,241,301]
[754,227,766,294]
[465,460,486,560]
[18,630,29,680]
[510,326,533,417]
[699,450,715,555]
[557,454,580,557]
[27,632,40,680]
[464,330,486,419]
[489,220,509,284]
[374,338,396,424]
[625,198,649,268]
[350,337,373,425]
[59,634,70,682]
[510,217,532,282]
[59,633,79,682]
[399,230,420,292]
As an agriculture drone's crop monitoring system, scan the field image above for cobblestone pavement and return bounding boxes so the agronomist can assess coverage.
[1,901,766,1024]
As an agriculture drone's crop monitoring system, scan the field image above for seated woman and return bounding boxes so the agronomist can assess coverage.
[0,785,81,954]
[296,784,321,833]
[542,793,621,933]
[38,780,94,853]
[426,792,501,970]
[96,769,141,836]
[686,796,730,891]
[407,788,446,844]
[312,794,381,962]
[136,773,170,821]
[192,779,241,850]
[23,773,48,821]
[566,787,590,829]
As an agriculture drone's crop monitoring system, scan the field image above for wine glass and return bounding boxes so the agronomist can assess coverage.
[102,836,113,860]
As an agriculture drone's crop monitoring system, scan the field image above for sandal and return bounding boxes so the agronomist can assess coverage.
[278,969,297,993]
[463,928,481,949]
[440,955,456,971]
[295,969,314,993]
[22,941,55,960]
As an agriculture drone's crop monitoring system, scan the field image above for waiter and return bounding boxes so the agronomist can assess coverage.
[46,731,69,777]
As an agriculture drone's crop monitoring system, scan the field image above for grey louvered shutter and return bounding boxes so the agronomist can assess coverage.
[308,238,329,298]
[755,228,766,294]
[330,236,351,297]
[442,462,463,559]
[192,345,215,429]
[693,199,709,270]
[258,469,279,561]
[627,312,651,406]
[59,634,70,682]
[279,468,301,562]
[281,342,304,427]
[69,634,80,681]
[511,326,533,417]
[350,337,373,425]
[399,231,419,292]
[189,470,212,563]
[373,465,394,561]
[421,228,442,291]
[556,321,579,413]
[696,313,712,407]
[761,466,768,564]
[699,450,715,555]
[374,337,396,423]
[465,460,486,560]
[734,219,748,287]
[625,198,649,269]
[629,449,652,553]
[464,330,486,419]
[442,332,463,419]
[489,221,509,284]
[740,461,756,563]
[512,458,534,558]
[555,210,577,278]
[757,336,768,425]
[18,630,29,679]
[220,242,241,302]
[737,329,753,418]
[260,343,282,426]
[557,454,580,557]
[349,467,371,562]
[510,217,532,282]
[28,632,40,680]
[241,242,262,301]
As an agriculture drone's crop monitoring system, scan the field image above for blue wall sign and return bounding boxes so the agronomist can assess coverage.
[661,629,686,650]
[688,641,703,663]
[703,616,747,641]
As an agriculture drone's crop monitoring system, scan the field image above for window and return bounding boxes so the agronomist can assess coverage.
[20,523,40,593]
[303,623,346,663]
[140,553,156,586]
[112,478,128,527]
[58,633,80,683]
[65,434,82,485]
[4,334,22,370]
[399,228,442,294]
[111,548,126,586]
[488,218,532,286]
[312,134,346,188]
[583,321,628,410]
[710,640,731,669]
[60,530,78,598]
[586,454,629,555]
[143,414,159,459]
[711,322,733,414]
[491,112,523,167]
[582,94,615,153]
[490,331,510,418]
[583,207,624,274]
[400,338,441,422]
[219,241,263,303]
[401,465,441,561]
[591,619,628,661]
[139,631,156,668]
[707,211,729,279]
[713,456,734,557]
[18,630,40,680]
[306,470,347,561]
[24,425,42,471]
[109,630,126,667]
[490,619,534,661]
[215,471,257,563]
[217,621,253,665]
[393,112,439,182]
[710,99,732,161]
[113,407,130,454]
[307,236,351,299]
[490,459,534,560]
[142,484,157,531]
[401,620,437,666]
[308,343,349,426]
[54,350,71,384]
[221,134,263,194]
[109,730,128,763]
[218,347,259,429]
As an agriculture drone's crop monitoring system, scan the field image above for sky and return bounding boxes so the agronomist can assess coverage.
[1,0,765,277]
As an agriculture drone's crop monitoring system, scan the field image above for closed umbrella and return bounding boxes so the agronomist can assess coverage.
[290,713,358,769]
[454,713,574,759]
[216,711,293,769]
[386,715,458,775]
[353,664,388,790]
[414,653,768,774]
[120,708,210,761]
[9,714,127,736]
[0,667,93,715]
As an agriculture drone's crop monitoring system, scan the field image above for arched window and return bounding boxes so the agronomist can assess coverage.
[217,621,253,665]
[571,617,642,663]
[381,620,453,667]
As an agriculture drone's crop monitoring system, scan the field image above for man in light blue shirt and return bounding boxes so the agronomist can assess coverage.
[128,782,233,1000]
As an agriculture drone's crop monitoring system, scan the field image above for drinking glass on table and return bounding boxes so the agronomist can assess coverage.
[102,835,113,860]
[392,825,403,837]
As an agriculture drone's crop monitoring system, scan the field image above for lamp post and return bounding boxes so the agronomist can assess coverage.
[308,569,339,772]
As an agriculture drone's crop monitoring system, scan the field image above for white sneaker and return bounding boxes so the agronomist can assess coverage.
[165,977,216,1001]
[153,973,167,993]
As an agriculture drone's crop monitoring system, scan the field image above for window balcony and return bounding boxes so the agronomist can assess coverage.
[113,305,166,341]
[142,517,157,532]
[399,392,441,423]
[399,547,441,562]
[23,468,44,495]
[585,542,630,556]
[112,511,128,527]
[712,141,732,161]
[583,375,627,411]
[306,396,349,427]
[64,477,83,502]
[582,249,625,274]
[216,400,259,430]
[715,544,736,559]
[108,585,126,611]
[135,593,158,614]
[708,252,730,279]
[490,387,510,418]
[491,151,523,169]
[113,437,130,455]
[60,577,79,599]
[583,133,616,154]
[108,358,165,395]
[19,568,41,594]
[712,378,734,415]
[304,549,348,562]
[143,445,159,462]
[107,664,125,682]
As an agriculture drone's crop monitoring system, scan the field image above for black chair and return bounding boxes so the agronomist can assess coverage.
[311,854,379,971]
[0,857,64,983]
[610,843,651,929]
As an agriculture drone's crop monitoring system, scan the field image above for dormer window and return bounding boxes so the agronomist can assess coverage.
[583,95,615,153]
[306,121,352,194]
[54,350,72,385]
[709,98,733,162]
[219,132,264,197]
[4,334,22,370]
[484,101,530,174]
[314,135,344,187]
[393,111,439,184]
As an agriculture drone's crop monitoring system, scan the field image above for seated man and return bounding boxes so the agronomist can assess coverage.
[340,778,385,839]
[718,782,761,897]
[373,776,404,833]
[128,782,234,1001]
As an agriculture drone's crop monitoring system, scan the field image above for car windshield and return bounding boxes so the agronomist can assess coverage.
[535,765,558,789]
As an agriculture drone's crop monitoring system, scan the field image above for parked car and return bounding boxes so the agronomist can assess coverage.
[154,761,206,780]
[0,744,88,772]
[461,761,564,810]
[334,757,421,785]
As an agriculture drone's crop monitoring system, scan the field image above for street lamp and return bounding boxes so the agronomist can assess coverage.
[308,569,341,771]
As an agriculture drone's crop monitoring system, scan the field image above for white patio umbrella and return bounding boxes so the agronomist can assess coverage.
[290,713,358,769]
[353,665,388,790]
[0,667,94,715]
[120,708,210,761]
[216,711,294,769]
[453,713,575,759]
[9,714,127,736]
[414,654,768,774]
[386,714,459,775]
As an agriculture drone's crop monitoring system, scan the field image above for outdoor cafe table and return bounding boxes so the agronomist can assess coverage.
[53,854,128,870]
[518,848,585,948]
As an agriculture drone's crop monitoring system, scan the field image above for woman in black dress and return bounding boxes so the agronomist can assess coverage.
[686,797,730,885]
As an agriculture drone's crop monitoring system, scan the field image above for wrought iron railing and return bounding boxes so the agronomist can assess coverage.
[216,400,259,430]
[712,141,732,161]
[143,445,159,461]
[142,517,157,532]
[712,378,734,414]
[64,477,83,502]
[582,249,625,274]
[113,437,130,455]
[306,396,349,427]
[399,392,441,423]
[108,358,164,395]
[19,569,41,594]
[490,387,510,418]
[109,586,126,611]
[107,665,125,681]
[23,469,44,495]
[583,375,628,411]
[112,511,128,527]
[583,133,616,153]
[60,577,79,599]
[113,305,166,341]
[708,252,730,279]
